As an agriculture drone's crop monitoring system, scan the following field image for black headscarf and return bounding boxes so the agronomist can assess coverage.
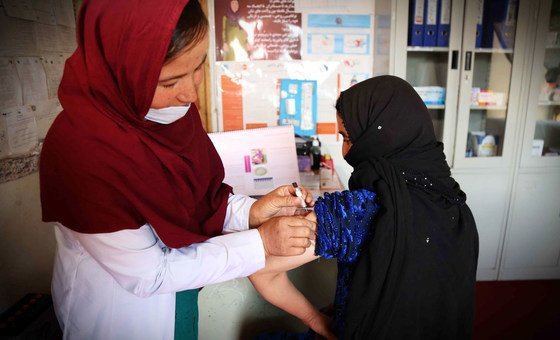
[337,75,479,339]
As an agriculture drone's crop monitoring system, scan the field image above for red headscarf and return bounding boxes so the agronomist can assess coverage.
[40,0,232,248]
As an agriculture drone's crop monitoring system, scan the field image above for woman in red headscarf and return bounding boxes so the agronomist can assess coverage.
[40,1,316,339]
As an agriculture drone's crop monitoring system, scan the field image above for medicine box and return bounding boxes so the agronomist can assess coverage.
[413,86,446,105]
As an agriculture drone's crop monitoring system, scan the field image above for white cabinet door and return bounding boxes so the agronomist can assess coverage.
[452,170,512,280]
[500,171,560,279]
[453,0,531,169]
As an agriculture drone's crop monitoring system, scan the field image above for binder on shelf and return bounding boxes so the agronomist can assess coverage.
[436,0,451,47]
[409,0,425,46]
[424,0,438,46]
[476,0,484,48]
[494,0,518,49]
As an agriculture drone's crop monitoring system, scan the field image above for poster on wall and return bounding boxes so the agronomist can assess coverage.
[302,13,373,92]
[214,0,302,61]
[279,79,317,136]
[211,0,374,135]
[216,61,338,133]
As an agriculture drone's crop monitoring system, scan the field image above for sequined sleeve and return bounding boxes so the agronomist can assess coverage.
[314,189,379,263]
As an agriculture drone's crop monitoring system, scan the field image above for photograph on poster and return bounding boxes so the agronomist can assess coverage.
[215,0,302,61]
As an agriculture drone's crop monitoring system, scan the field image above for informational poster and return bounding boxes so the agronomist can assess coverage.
[303,13,373,92]
[279,79,317,136]
[208,125,300,196]
[214,0,302,61]
[216,61,338,133]
[211,0,374,135]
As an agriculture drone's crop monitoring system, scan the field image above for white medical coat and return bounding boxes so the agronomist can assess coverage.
[51,194,264,340]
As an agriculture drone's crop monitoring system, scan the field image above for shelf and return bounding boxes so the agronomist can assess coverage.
[538,101,560,106]
[407,46,449,52]
[470,105,508,110]
[474,48,514,54]
[545,45,560,49]
[426,104,445,109]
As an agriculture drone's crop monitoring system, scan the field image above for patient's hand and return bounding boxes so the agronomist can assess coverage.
[304,311,336,340]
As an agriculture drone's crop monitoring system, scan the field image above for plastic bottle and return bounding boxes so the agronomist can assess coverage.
[311,136,321,170]
[323,153,334,178]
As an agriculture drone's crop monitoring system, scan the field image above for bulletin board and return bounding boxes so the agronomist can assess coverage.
[209,0,375,135]
[0,0,77,183]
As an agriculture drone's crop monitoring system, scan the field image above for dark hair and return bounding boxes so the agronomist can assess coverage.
[165,0,209,62]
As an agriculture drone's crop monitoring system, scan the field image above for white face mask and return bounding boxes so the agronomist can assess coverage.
[145,103,191,124]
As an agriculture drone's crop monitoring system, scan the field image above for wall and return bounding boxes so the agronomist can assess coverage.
[0,0,77,313]
[0,173,55,312]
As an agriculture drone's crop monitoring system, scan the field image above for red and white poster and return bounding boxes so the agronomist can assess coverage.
[214,0,302,61]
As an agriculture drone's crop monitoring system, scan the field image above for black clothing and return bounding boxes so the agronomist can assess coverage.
[337,75,479,339]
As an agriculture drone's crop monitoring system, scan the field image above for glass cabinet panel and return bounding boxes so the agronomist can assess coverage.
[531,0,560,158]
[465,0,518,158]
[452,0,529,168]
[404,0,454,143]
[393,0,463,165]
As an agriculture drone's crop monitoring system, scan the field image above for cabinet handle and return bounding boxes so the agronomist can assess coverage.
[465,51,472,71]
[451,50,459,69]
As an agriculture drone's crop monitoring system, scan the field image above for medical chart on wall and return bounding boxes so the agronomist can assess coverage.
[212,0,374,134]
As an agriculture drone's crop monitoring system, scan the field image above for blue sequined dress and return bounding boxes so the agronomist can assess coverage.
[314,189,379,337]
[254,189,379,340]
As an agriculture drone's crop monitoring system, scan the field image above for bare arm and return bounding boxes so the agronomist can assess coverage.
[249,213,336,339]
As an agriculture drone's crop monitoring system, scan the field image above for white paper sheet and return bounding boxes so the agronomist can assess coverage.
[1,106,38,155]
[0,58,23,110]
[42,54,65,98]
[0,12,38,56]
[295,0,374,13]
[34,22,60,52]
[33,0,57,25]
[3,0,37,21]
[53,0,75,28]
[0,115,8,158]
[15,57,49,105]
[34,98,61,138]
[57,25,76,52]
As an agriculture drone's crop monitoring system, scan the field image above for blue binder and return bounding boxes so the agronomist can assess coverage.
[476,0,484,48]
[409,0,425,46]
[494,0,518,49]
[436,0,451,47]
[424,0,438,46]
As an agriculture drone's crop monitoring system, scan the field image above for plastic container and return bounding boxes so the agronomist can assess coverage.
[311,136,321,170]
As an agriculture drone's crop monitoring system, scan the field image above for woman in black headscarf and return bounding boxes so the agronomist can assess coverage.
[250,75,479,339]
[335,75,479,339]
